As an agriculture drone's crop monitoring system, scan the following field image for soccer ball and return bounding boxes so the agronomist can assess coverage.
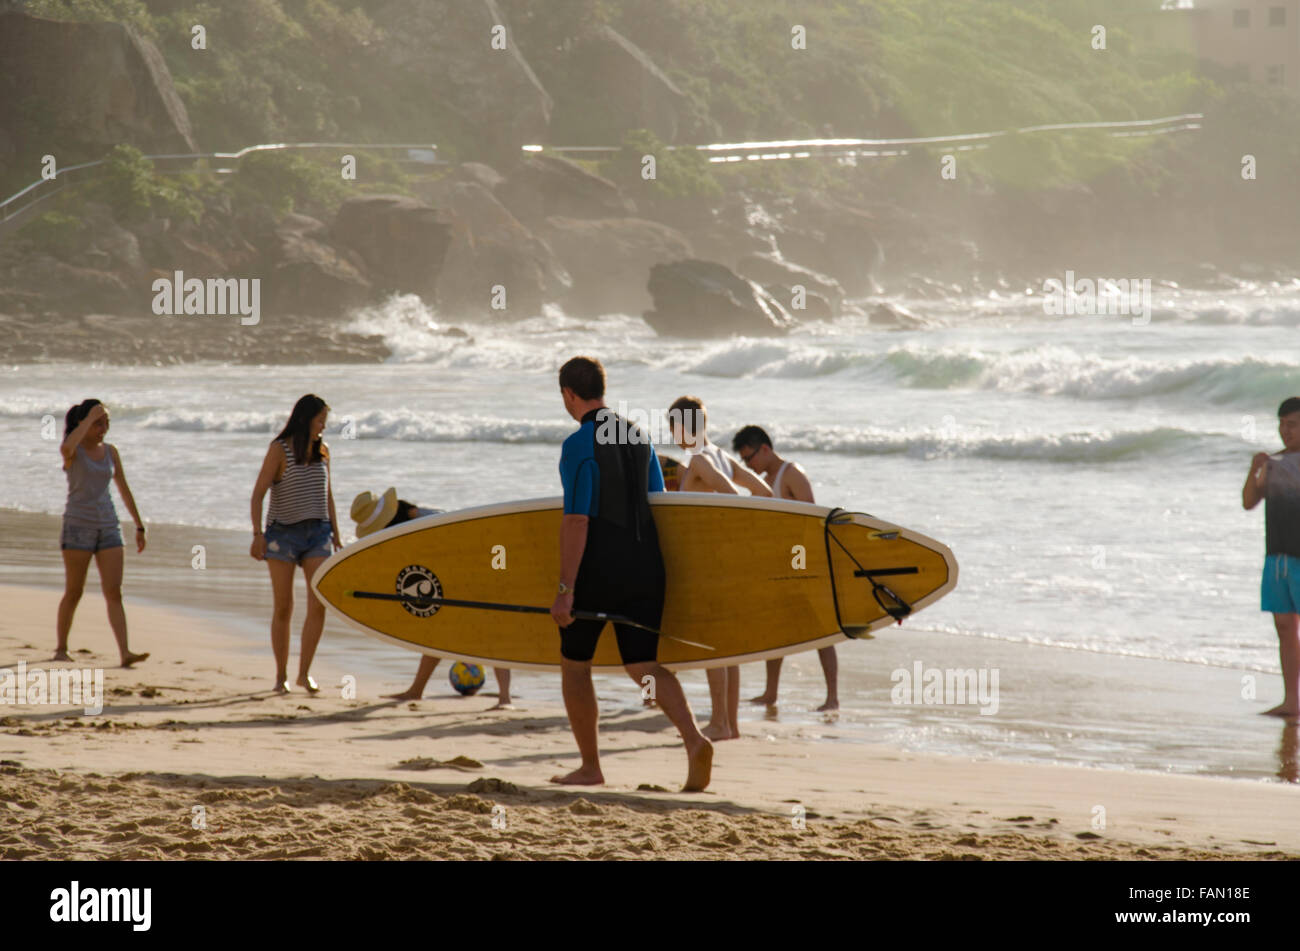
[448,661,485,696]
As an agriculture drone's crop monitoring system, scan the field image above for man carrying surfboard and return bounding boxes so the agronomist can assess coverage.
[733,425,840,711]
[550,356,713,791]
[1243,396,1300,719]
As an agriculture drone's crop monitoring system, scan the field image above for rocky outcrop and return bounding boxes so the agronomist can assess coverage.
[427,180,569,319]
[736,251,843,317]
[266,214,373,317]
[497,155,636,226]
[643,259,796,338]
[331,195,452,303]
[0,256,135,316]
[366,0,552,168]
[553,25,692,143]
[869,301,930,329]
[0,12,196,176]
[773,195,885,298]
[542,216,693,318]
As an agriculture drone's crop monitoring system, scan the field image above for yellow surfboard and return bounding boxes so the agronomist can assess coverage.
[312,494,957,673]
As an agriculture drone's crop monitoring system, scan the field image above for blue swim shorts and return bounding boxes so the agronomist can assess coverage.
[61,520,123,553]
[265,519,333,565]
[1261,554,1300,614]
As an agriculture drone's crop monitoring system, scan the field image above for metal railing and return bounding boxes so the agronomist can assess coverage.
[0,142,443,238]
[0,114,1203,238]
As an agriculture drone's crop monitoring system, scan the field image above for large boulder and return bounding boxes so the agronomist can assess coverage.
[497,155,635,226]
[428,180,569,319]
[736,251,843,317]
[265,215,373,318]
[542,216,693,318]
[643,259,796,338]
[0,12,197,176]
[3,255,135,316]
[331,195,452,303]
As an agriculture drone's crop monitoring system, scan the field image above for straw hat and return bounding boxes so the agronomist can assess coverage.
[351,487,399,538]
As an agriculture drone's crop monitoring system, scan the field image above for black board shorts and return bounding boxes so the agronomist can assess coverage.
[560,526,665,665]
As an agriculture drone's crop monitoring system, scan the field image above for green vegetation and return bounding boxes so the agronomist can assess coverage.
[84,145,203,224]
[9,0,1298,211]
[598,129,722,204]
[230,150,348,216]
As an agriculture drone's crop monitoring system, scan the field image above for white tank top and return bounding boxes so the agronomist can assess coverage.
[687,440,732,480]
[772,461,792,498]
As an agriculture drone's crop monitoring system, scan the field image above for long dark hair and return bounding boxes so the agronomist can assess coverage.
[64,398,103,438]
[274,394,329,465]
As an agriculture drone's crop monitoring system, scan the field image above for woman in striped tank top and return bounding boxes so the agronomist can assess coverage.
[250,394,340,694]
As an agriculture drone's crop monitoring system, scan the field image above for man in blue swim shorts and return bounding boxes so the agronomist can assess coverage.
[1244,396,1300,717]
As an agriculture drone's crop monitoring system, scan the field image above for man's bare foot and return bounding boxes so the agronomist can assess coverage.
[1262,703,1300,718]
[382,689,420,701]
[120,651,149,668]
[748,693,777,705]
[550,765,604,785]
[52,650,71,662]
[683,738,713,792]
[296,675,320,694]
[273,680,291,694]
[701,722,733,741]
[488,701,515,711]
[816,699,839,712]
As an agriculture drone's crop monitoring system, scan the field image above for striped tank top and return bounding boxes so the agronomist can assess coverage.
[267,438,329,525]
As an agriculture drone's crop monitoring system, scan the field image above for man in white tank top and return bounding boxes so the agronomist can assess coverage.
[669,396,771,741]
[733,424,839,711]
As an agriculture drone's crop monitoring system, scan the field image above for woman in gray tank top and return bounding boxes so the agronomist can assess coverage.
[250,394,340,694]
[54,399,150,668]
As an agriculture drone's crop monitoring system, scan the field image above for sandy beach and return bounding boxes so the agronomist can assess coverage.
[1,583,1296,861]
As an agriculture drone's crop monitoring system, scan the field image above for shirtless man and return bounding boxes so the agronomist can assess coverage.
[733,424,839,711]
[1243,396,1300,718]
[669,396,771,740]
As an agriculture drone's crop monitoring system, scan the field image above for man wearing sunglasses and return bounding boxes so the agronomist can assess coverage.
[733,425,839,712]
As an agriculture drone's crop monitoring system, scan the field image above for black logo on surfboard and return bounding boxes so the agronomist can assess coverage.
[396,565,442,617]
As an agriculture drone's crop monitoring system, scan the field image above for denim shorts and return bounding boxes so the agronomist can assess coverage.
[1262,553,1300,614]
[265,519,333,565]
[61,520,123,552]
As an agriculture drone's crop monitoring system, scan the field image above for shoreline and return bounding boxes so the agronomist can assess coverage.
[2,506,1296,784]
[1,583,1299,859]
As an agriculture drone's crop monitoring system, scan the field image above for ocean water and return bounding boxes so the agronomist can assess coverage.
[3,281,1300,781]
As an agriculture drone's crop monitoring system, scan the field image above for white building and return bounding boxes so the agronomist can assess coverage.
[1133,0,1299,95]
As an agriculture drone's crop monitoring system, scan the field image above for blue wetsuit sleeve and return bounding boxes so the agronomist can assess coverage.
[560,428,598,516]
[647,444,665,493]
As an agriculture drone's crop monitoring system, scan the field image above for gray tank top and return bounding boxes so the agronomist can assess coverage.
[64,444,118,528]
[1266,452,1300,558]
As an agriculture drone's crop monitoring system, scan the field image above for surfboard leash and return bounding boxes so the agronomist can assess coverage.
[823,508,917,636]
[344,590,715,651]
